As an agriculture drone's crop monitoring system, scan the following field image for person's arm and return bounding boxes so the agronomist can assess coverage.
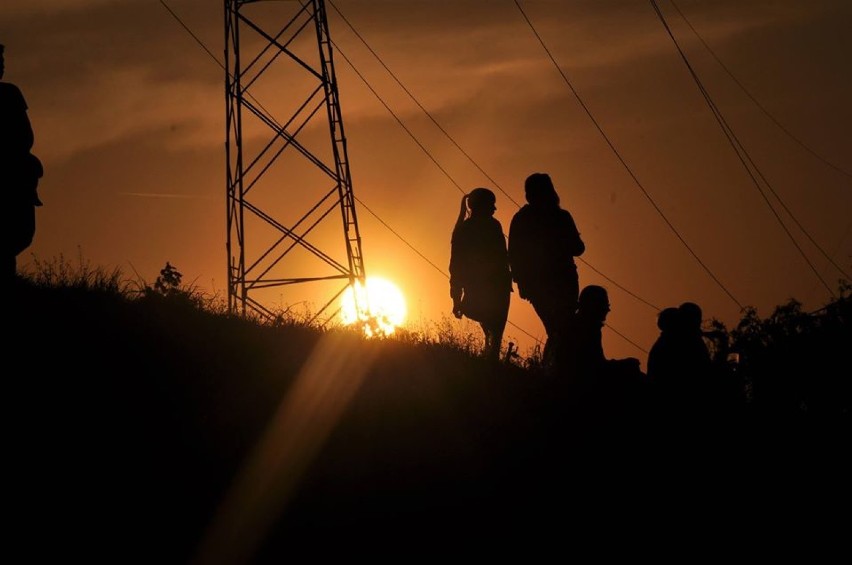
[5,84,35,151]
[507,214,528,295]
[564,210,585,257]
[448,227,466,318]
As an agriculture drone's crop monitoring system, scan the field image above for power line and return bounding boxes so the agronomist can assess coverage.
[326,43,465,195]
[650,0,841,296]
[352,197,546,344]
[604,322,648,354]
[668,0,852,183]
[327,1,659,348]
[513,0,744,311]
[326,7,671,307]
[161,0,547,346]
[323,1,655,348]
[667,0,851,284]
[159,0,222,67]
[328,0,521,208]
[158,0,647,353]
[326,39,563,343]
[578,258,661,311]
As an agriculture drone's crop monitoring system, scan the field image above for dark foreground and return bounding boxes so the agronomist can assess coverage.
[8,283,850,562]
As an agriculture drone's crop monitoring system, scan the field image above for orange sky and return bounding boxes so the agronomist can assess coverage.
[4,0,851,367]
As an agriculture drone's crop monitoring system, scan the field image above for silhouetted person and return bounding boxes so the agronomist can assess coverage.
[678,302,712,370]
[567,285,644,378]
[647,307,682,390]
[508,173,585,370]
[449,188,513,363]
[679,301,744,417]
[1,43,43,287]
[647,301,715,417]
[678,302,713,407]
[563,285,647,419]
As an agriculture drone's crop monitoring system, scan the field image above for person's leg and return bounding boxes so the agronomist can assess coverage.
[491,292,510,364]
[480,321,498,363]
[530,297,558,369]
[532,291,578,372]
[490,320,507,363]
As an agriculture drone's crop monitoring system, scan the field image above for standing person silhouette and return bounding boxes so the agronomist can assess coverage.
[449,188,513,364]
[1,43,43,287]
[508,172,585,371]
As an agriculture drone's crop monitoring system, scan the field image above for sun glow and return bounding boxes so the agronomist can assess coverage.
[340,277,407,337]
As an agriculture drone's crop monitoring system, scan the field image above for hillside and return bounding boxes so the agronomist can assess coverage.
[8,277,850,562]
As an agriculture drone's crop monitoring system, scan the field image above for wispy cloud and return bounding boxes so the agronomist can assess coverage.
[119,192,215,200]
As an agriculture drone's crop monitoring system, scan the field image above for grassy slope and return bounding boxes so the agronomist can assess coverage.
[8,282,848,562]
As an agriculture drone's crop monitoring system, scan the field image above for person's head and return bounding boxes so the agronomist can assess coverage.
[524,172,560,207]
[678,302,703,331]
[466,187,497,217]
[657,307,680,333]
[578,285,610,321]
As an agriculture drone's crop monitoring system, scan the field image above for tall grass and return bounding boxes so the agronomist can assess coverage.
[18,255,532,366]
[25,252,127,293]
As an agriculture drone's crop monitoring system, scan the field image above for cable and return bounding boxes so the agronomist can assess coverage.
[650,0,840,297]
[328,0,521,208]
[327,45,465,195]
[166,0,549,346]
[513,0,744,311]
[604,323,648,355]
[330,34,552,344]
[354,197,449,279]
[578,258,661,312]
[162,0,650,353]
[354,197,545,344]
[667,0,851,283]
[159,0,222,67]
[328,1,663,339]
[668,0,852,182]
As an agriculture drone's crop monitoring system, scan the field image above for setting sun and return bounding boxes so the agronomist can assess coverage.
[340,277,407,337]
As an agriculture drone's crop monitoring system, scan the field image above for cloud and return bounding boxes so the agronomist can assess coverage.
[119,192,216,200]
[31,65,221,162]
[1,0,116,19]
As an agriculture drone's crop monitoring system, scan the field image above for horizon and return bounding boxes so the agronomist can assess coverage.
[5,0,851,368]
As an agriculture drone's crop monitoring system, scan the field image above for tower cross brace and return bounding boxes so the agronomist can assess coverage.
[225,0,366,323]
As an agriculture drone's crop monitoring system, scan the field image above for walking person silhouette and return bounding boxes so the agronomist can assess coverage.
[508,173,585,371]
[1,43,43,287]
[449,188,513,364]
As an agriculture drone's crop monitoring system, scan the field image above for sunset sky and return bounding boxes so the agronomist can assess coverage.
[4,0,850,367]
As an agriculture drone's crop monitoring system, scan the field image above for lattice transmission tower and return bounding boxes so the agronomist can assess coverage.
[225,0,366,322]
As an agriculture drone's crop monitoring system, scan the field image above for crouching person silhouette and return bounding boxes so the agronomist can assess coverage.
[1,43,44,287]
[564,285,648,420]
[449,188,513,364]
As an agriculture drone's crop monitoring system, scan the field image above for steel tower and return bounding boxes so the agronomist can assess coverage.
[225,0,366,323]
